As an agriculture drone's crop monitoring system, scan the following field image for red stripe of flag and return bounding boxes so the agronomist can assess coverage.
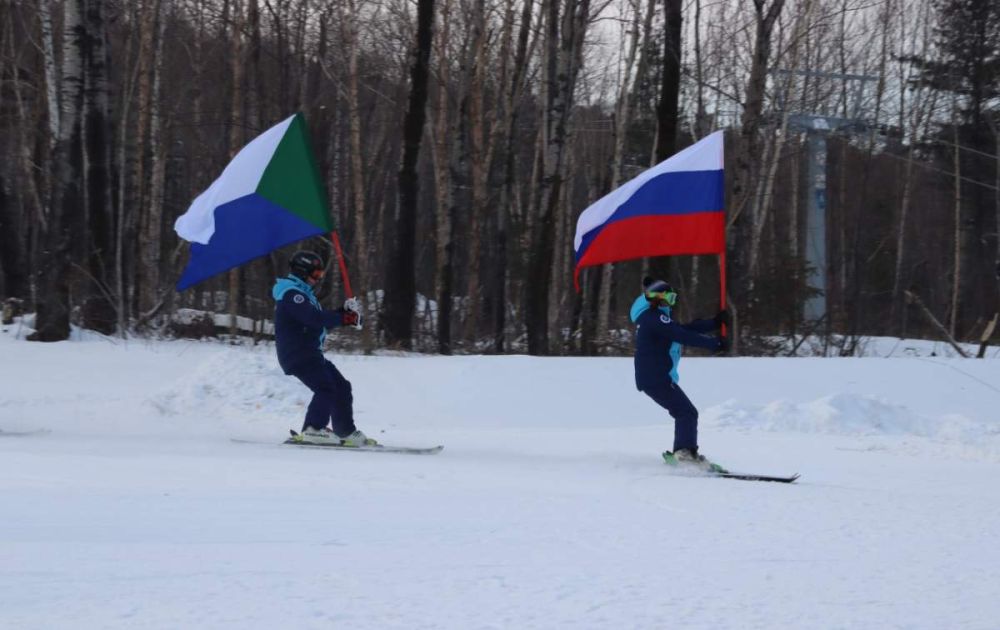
[573,212,725,289]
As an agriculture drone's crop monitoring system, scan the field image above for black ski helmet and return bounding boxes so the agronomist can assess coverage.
[289,250,325,280]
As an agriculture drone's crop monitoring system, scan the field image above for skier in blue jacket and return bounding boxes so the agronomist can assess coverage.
[630,276,730,469]
[272,250,377,447]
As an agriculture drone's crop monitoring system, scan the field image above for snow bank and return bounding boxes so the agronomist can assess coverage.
[148,348,295,421]
[707,393,997,443]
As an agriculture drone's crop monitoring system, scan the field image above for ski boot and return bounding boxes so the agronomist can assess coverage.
[297,426,340,444]
[340,429,379,448]
[663,448,728,474]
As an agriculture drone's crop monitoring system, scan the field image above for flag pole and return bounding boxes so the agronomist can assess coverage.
[330,231,354,299]
[719,250,728,337]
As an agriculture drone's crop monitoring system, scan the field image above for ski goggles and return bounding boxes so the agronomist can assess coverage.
[645,289,678,306]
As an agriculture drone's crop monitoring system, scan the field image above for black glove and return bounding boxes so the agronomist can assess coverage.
[714,309,731,329]
[715,335,731,355]
[341,309,362,328]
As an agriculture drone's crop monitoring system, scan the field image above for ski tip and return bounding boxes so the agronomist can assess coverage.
[289,429,299,437]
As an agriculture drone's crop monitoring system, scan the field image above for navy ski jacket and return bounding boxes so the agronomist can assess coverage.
[272,275,345,373]
[629,295,721,390]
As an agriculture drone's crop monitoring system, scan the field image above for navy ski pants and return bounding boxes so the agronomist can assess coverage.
[288,358,357,437]
[640,381,699,452]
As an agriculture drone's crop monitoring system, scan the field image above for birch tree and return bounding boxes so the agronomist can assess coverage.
[31,0,86,341]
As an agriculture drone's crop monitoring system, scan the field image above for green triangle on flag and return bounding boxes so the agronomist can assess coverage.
[255,113,332,233]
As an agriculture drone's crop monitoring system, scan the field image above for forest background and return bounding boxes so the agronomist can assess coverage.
[0,0,997,356]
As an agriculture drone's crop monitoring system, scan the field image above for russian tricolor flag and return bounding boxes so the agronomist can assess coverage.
[573,131,725,289]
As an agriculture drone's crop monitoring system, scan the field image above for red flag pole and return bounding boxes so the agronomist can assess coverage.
[330,231,354,299]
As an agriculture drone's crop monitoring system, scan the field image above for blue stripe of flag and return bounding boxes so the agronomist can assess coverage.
[575,169,724,264]
[177,193,327,290]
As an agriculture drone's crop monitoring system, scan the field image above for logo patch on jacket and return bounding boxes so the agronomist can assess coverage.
[293,294,305,304]
[659,314,671,324]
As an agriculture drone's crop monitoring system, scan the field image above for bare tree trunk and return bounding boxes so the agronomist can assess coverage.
[384,0,435,348]
[526,0,590,355]
[728,0,785,349]
[431,0,455,354]
[143,0,169,321]
[462,0,489,343]
[977,313,998,358]
[247,0,262,130]
[343,0,374,351]
[32,0,86,341]
[893,0,935,332]
[646,0,683,285]
[81,0,116,334]
[243,1,269,341]
[115,3,142,333]
[985,115,1000,319]
[654,0,682,163]
[892,144,915,306]
[994,120,1000,305]
[228,0,245,335]
[596,0,652,350]
[492,0,536,352]
[135,0,161,317]
[0,176,23,303]
[0,14,29,300]
[692,0,707,138]
[730,0,785,265]
[294,0,309,110]
[190,0,205,139]
[549,138,580,348]
[8,12,49,264]
[950,107,962,338]
[906,290,969,357]
[748,0,809,282]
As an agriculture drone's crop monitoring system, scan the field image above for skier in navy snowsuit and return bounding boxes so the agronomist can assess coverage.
[272,250,376,447]
[630,277,729,466]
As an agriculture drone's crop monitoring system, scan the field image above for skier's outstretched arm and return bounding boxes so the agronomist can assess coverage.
[279,291,345,330]
[649,313,720,351]
[683,310,728,334]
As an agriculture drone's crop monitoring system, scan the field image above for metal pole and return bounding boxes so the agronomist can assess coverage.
[804,131,828,322]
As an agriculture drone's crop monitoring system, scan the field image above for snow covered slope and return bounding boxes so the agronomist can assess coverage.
[2,322,999,629]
